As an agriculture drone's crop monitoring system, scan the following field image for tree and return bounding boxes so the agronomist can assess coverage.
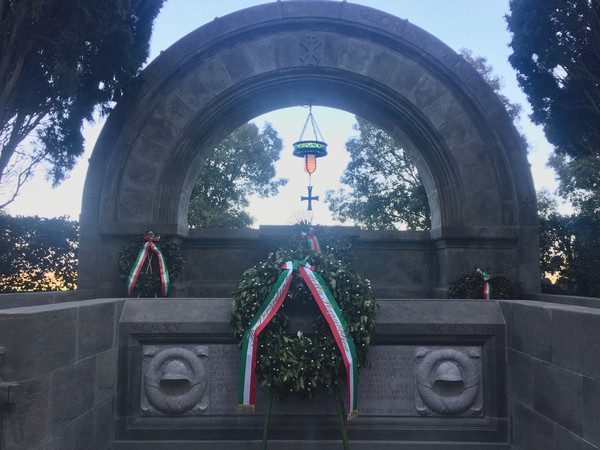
[460,48,522,122]
[325,118,430,230]
[537,189,600,296]
[0,0,165,208]
[0,215,78,292]
[506,0,600,208]
[187,122,287,228]
[326,49,522,231]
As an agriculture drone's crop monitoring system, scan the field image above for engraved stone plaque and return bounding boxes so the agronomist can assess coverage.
[141,345,209,416]
[140,344,483,418]
[358,346,417,416]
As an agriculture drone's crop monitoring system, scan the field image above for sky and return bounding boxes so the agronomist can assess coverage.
[5,0,557,225]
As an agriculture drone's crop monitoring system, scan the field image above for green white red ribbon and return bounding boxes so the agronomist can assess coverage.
[237,260,358,420]
[127,232,170,297]
[301,227,321,253]
[237,261,294,411]
[476,268,492,299]
[298,261,358,419]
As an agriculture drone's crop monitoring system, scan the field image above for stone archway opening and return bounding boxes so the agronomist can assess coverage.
[185,105,431,230]
[78,1,539,297]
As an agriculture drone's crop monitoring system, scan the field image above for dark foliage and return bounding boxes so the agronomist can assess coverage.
[507,0,600,208]
[0,215,78,292]
[447,270,522,300]
[0,0,165,207]
[538,190,600,297]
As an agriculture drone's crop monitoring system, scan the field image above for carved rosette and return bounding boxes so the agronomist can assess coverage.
[414,347,482,416]
[141,346,209,416]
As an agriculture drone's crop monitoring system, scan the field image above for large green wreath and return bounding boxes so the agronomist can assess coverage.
[230,229,377,400]
[118,233,184,297]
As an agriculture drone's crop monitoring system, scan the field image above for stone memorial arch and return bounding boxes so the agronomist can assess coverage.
[7,4,600,450]
[78,0,539,296]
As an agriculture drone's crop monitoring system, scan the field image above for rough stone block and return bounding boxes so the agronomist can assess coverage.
[47,357,95,431]
[78,300,116,360]
[507,302,552,362]
[583,377,600,447]
[552,307,600,379]
[95,347,118,407]
[553,423,599,450]
[0,307,77,380]
[4,375,52,448]
[511,400,554,450]
[93,400,115,450]
[32,409,94,450]
[506,349,532,407]
[532,359,583,436]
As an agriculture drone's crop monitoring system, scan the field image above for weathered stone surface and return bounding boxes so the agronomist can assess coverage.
[4,375,52,448]
[506,349,532,407]
[33,409,94,450]
[78,300,116,360]
[93,400,115,450]
[95,347,118,407]
[511,401,554,450]
[554,423,600,450]
[583,377,600,447]
[0,306,77,380]
[505,302,552,362]
[48,357,96,431]
[532,359,584,436]
[552,306,600,379]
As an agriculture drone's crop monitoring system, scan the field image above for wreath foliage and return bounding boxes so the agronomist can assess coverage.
[118,233,184,297]
[447,269,522,299]
[230,228,377,400]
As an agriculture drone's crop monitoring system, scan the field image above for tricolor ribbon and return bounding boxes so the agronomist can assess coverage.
[301,227,321,253]
[237,260,358,420]
[476,268,492,299]
[127,232,170,297]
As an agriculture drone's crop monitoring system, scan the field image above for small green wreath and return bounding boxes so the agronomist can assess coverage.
[118,232,184,297]
[447,269,521,299]
[230,230,377,400]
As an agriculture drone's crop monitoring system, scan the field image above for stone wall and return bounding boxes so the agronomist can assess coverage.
[0,296,124,449]
[500,298,600,450]
[177,227,435,299]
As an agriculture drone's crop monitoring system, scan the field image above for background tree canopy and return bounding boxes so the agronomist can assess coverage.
[0,214,78,292]
[187,122,287,228]
[506,0,600,212]
[325,118,430,231]
[0,0,165,208]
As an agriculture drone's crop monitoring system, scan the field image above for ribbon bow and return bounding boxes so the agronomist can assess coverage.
[476,268,492,299]
[300,227,321,253]
[127,231,170,297]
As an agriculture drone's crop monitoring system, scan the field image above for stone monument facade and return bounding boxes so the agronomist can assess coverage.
[77,0,539,299]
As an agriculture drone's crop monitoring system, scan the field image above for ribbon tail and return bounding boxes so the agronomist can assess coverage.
[298,263,358,417]
[127,242,151,296]
[237,266,294,410]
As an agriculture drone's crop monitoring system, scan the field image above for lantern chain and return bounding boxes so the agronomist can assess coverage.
[298,106,325,142]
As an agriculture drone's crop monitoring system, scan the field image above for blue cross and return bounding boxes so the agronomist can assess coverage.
[301,186,319,211]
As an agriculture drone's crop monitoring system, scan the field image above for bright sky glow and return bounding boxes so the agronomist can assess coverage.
[5,0,558,225]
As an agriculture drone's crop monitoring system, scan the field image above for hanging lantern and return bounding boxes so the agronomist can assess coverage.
[292,107,327,175]
[295,140,327,174]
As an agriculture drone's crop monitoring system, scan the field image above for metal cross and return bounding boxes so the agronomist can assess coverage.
[301,185,319,211]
